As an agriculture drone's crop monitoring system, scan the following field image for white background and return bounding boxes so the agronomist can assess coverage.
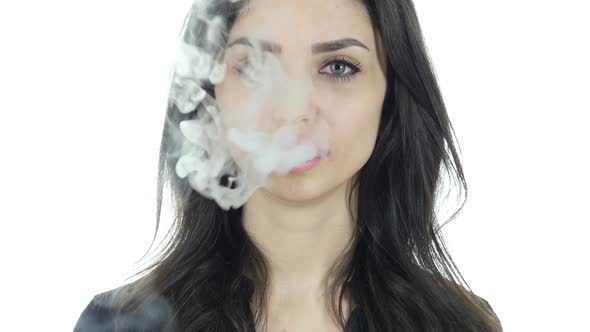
[0,0,588,331]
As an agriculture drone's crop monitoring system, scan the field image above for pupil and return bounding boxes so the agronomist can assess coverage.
[332,63,345,75]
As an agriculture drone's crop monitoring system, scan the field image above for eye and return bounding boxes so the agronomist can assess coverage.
[319,56,362,83]
[234,55,362,84]
[233,57,252,76]
[233,57,262,86]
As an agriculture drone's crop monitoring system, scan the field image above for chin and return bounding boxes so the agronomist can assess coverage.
[261,171,333,203]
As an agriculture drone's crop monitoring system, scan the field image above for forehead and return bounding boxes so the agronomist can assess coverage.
[229,0,373,48]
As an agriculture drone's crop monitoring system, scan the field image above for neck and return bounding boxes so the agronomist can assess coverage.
[242,179,357,307]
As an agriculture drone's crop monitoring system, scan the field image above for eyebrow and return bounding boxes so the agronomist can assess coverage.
[226,37,370,54]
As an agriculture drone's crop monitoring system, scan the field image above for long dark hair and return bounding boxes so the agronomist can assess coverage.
[110,0,502,331]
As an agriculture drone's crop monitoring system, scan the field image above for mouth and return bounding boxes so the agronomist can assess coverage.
[289,156,321,174]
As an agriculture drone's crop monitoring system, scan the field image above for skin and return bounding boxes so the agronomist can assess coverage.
[214,0,387,330]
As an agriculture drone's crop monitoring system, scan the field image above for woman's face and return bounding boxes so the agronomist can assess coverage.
[214,0,387,202]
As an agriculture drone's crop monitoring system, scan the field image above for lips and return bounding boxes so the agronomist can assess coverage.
[290,156,321,173]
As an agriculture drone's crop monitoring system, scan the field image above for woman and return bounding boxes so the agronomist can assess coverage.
[75,0,502,331]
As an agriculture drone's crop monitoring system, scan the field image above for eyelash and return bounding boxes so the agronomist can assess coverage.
[233,56,362,84]
[320,56,362,83]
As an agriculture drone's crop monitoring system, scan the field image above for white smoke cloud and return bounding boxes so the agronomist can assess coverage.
[168,0,331,210]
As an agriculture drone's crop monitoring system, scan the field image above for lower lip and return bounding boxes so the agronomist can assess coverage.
[290,156,321,173]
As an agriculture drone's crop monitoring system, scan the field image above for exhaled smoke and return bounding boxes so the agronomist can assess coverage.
[168,0,331,210]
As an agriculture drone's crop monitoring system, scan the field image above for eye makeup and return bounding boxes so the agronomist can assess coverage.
[319,55,362,83]
[232,55,363,84]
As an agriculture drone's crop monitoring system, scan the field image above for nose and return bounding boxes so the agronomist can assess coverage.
[270,78,316,127]
[267,94,318,149]
[292,104,317,126]
[293,102,322,148]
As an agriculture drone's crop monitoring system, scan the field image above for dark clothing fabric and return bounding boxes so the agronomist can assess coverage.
[73,287,178,332]
[74,287,496,332]
[73,288,366,332]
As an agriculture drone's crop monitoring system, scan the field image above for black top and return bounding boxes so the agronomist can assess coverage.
[73,288,367,332]
[74,287,498,331]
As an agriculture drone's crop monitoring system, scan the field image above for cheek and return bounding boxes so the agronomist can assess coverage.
[215,74,275,130]
[329,117,378,168]
[323,93,382,160]
[215,80,253,128]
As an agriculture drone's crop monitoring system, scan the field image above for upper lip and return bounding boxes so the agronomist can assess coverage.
[308,154,321,162]
[294,155,320,168]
